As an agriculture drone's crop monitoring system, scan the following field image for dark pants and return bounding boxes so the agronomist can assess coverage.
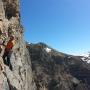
[3,51,12,70]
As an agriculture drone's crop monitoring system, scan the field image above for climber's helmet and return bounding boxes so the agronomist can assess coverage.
[10,36,14,41]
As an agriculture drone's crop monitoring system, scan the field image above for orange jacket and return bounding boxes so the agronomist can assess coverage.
[5,40,13,52]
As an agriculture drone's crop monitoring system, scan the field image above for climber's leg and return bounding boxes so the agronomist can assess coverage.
[7,54,10,66]
[3,52,12,70]
[9,63,12,71]
[2,52,7,65]
[7,54,12,71]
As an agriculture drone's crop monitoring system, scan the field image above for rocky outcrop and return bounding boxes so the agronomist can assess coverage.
[0,0,36,90]
[27,43,90,90]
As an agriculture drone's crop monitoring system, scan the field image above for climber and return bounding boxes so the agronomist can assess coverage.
[3,36,14,70]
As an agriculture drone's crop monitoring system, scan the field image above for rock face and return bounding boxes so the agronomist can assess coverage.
[27,43,90,90]
[0,0,36,90]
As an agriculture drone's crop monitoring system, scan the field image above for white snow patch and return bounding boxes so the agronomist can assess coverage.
[87,59,90,63]
[81,55,90,64]
[81,53,89,57]
[28,42,31,44]
[44,47,51,53]
[81,57,86,61]
[68,56,71,59]
[71,77,80,84]
[79,52,90,63]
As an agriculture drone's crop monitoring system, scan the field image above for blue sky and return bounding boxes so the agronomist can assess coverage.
[20,0,90,55]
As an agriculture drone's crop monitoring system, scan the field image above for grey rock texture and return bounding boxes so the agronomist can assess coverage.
[0,0,36,90]
[27,43,90,90]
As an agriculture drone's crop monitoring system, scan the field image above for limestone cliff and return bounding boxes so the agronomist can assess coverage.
[0,0,36,90]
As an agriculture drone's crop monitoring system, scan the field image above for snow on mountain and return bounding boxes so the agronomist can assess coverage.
[44,47,51,53]
[81,53,90,63]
